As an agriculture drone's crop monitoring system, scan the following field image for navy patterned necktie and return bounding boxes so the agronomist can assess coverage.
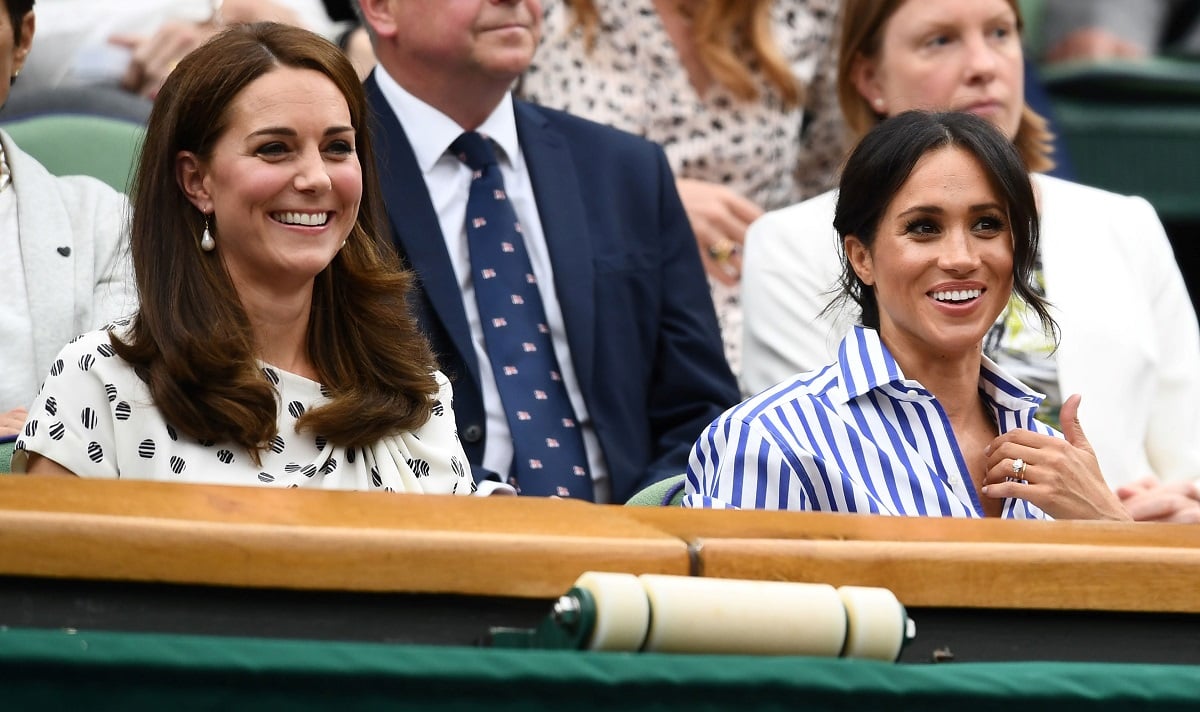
[450,131,594,501]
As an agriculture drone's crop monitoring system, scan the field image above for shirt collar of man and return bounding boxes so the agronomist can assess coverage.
[835,325,1045,415]
[371,65,522,173]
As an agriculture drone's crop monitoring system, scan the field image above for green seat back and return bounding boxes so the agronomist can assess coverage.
[625,473,687,506]
[0,440,15,474]
[2,114,144,193]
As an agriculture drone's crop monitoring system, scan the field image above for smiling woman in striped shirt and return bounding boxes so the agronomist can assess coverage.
[686,111,1130,520]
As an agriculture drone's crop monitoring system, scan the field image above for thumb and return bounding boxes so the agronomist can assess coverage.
[1059,393,1095,455]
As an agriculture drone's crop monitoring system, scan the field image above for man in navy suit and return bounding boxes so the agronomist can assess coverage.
[356,0,739,503]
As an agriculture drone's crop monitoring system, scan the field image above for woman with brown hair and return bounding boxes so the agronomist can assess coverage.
[741,0,1200,521]
[14,22,474,494]
[518,0,846,380]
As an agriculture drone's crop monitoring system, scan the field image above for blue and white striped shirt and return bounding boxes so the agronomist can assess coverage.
[684,327,1053,519]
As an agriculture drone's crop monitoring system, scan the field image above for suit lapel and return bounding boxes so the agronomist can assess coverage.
[364,76,480,384]
[515,102,596,390]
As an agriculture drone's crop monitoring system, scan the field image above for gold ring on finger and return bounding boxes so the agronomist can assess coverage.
[707,238,735,262]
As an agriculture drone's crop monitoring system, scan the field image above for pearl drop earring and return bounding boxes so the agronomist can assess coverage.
[200,214,216,252]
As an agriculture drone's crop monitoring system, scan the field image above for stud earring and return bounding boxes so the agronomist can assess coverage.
[873,97,885,110]
[200,214,216,252]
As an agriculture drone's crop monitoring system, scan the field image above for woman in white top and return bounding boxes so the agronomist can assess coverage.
[15,23,474,495]
[741,0,1200,521]
[0,0,132,438]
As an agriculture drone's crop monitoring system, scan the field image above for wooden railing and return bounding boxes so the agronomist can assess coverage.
[1,477,1196,611]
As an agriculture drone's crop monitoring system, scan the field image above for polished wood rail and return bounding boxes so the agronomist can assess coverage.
[1,476,1197,611]
[0,478,688,597]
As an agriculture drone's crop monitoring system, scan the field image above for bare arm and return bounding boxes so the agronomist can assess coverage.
[23,452,80,478]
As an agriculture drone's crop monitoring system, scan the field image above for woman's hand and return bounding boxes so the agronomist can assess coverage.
[0,407,26,438]
[981,394,1132,521]
[1117,476,1200,522]
[675,178,763,286]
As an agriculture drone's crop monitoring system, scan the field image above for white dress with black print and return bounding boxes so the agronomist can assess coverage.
[14,326,475,494]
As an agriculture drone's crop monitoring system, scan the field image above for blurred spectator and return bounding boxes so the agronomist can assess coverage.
[1042,0,1200,63]
[6,0,343,119]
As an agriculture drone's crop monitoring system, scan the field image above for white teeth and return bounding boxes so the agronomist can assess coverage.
[932,289,981,302]
[273,211,329,226]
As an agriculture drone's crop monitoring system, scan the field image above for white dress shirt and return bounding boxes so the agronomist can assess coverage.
[372,68,611,502]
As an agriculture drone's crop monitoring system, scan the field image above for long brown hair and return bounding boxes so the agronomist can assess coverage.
[564,0,802,107]
[116,22,438,458]
[837,0,1055,173]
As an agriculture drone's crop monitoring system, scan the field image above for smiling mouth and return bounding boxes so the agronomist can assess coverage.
[930,288,982,303]
[272,211,330,227]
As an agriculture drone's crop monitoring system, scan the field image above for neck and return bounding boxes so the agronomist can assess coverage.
[235,280,316,379]
[379,57,512,131]
[887,338,986,423]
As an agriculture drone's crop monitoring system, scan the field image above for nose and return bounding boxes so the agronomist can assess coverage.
[938,228,981,274]
[293,150,332,194]
[962,32,998,85]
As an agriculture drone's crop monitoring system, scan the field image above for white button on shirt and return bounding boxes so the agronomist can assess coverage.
[372,68,611,502]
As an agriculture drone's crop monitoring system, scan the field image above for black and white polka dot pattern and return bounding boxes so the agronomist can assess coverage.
[14,328,474,495]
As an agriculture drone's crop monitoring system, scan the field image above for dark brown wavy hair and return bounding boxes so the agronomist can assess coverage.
[837,0,1055,173]
[114,21,438,459]
[563,0,803,108]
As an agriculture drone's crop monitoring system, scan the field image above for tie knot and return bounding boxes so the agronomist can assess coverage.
[450,131,499,171]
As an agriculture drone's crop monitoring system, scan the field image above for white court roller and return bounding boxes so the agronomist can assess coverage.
[574,572,651,652]
[637,575,848,656]
[837,585,908,661]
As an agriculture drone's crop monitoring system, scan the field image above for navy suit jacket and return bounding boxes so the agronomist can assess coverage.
[364,76,740,503]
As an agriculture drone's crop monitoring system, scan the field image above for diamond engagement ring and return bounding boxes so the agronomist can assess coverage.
[1012,458,1027,477]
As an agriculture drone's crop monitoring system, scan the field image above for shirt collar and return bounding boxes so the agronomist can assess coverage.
[0,142,10,193]
[835,325,1044,413]
[371,66,521,172]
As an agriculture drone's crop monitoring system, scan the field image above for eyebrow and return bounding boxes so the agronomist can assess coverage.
[896,202,1004,218]
[247,125,355,139]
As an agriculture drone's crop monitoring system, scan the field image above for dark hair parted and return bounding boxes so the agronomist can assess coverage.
[6,0,33,43]
[837,0,1054,173]
[833,110,1057,342]
[114,22,439,459]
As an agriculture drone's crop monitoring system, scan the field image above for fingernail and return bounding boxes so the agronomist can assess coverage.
[981,485,988,494]
[983,444,992,455]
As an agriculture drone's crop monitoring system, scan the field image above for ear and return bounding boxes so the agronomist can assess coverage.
[176,150,213,214]
[12,11,34,76]
[849,52,884,114]
[845,234,875,287]
[357,0,398,41]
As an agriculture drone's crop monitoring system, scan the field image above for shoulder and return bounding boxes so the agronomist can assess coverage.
[516,99,662,155]
[746,189,841,261]
[1035,173,1157,217]
[751,189,839,234]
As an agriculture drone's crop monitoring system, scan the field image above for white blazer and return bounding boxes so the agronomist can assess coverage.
[741,173,1200,487]
[3,129,133,408]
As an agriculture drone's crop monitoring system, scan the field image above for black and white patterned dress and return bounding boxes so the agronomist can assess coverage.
[13,326,474,494]
[519,0,846,376]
